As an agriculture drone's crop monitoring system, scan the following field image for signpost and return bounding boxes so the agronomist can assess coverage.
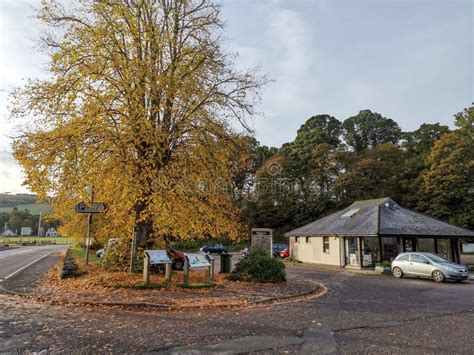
[143,250,172,285]
[251,228,273,256]
[74,189,109,264]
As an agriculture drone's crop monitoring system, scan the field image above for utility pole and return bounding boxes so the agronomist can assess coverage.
[85,186,94,265]
[37,212,42,238]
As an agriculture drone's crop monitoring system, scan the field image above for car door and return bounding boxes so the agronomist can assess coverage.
[395,254,411,273]
[409,254,433,276]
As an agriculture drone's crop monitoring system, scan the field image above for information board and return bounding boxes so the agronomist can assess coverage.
[145,250,172,264]
[251,228,273,255]
[185,253,211,268]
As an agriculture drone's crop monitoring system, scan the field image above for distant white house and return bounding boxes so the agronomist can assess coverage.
[20,227,33,236]
[45,227,59,237]
[1,228,15,237]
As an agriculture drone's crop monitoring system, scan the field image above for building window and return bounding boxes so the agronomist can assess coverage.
[306,237,311,243]
[295,237,299,243]
[323,236,330,253]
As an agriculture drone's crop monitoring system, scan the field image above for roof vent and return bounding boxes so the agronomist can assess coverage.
[341,208,361,219]
[384,200,398,209]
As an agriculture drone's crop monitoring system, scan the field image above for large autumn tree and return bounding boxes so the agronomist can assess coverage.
[11,0,266,247]
[421,105,474,228]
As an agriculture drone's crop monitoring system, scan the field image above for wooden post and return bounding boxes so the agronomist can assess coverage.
[183,257,189,285]
[143,253,150,285]
[130,227,137,273]
[165,263,171,284]
[205,267,211,284]
[210,257,214,282]
[85,187,93,265]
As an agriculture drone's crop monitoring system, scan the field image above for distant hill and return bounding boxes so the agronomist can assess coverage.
[0,194,51,215]
[0,193,37,207]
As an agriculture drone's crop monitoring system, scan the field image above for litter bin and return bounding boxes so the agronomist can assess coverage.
[220,253,232,273]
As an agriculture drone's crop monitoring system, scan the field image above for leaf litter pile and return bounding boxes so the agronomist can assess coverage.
[29,261,320,311]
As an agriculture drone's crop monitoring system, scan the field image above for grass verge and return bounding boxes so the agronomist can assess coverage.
[70,246,98,263]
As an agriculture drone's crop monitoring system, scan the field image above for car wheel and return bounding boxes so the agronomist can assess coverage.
[173,259,184,270]
[392,267,403,278]
[432,270,445,283]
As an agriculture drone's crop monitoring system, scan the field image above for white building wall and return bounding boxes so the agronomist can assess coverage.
[290,236,342,266]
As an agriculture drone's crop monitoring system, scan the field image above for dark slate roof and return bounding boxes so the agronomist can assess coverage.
[379,204,474,237]
[286,197,389,237]
[286,198,474,238]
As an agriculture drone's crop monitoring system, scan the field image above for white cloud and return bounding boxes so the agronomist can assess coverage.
[0,151,28,193]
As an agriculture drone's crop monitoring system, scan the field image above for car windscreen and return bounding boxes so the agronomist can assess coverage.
[425,254,449,263]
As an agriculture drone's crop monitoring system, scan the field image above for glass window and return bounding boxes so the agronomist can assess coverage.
[345,237,359,265]
[417,238,435,253]
[306,236,311,243]
[295,237,299,243]
[323,237,330,253]
[381,237,399,262]
[397,254,409,261]
[425,254,449,263]
[362,237,380,266]
[410,254,429,263]
[437,239,452,260]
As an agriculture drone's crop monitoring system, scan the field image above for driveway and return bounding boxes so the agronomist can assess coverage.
[0,257,472,353]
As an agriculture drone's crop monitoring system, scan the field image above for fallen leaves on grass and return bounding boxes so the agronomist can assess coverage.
[33,259,319,311]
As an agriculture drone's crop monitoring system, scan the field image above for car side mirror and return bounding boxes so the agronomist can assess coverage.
[424,260,431,264]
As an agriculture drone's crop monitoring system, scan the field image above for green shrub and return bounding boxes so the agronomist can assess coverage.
[228,249,286,283]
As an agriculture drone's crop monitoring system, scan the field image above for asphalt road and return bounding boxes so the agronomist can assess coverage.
[0,256,473,354]
[0,245,67,280]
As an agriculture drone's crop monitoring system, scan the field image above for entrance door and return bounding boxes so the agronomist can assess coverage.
[345,237,359,266]
[403,238,416,252]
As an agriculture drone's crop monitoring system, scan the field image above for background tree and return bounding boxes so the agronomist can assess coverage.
[11,0,266,248]
[342,110,402,153]
[421,106,474,228]
[399,123,450,208]
[281,114,342,177]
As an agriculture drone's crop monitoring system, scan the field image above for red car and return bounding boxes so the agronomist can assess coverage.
[279,247,290,258]
[168,247,185,270]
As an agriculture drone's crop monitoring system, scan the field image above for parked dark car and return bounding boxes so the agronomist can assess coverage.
[273,243,288,258]
[200,244,228,254]
[279,247,290,258]
[168,247,186,270]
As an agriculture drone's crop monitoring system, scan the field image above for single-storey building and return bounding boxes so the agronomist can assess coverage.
[285,198,474,268]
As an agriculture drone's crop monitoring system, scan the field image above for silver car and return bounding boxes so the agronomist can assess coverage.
[391,252,469,283]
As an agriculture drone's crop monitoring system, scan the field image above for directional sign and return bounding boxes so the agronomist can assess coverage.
[75,202,109,213]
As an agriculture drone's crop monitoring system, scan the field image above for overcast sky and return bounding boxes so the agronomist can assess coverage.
[0,0,472,193]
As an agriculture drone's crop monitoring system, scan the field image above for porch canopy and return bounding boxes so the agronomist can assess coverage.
[286,198,474,264]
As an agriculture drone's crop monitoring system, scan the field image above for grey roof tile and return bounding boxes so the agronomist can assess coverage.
[285,197,474,238]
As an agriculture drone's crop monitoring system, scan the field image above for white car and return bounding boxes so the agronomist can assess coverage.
[95,238,119,258]
[391,252,469,283]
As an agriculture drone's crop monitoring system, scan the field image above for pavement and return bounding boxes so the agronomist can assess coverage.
[0,249,473,353]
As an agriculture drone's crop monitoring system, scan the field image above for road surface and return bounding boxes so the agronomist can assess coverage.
[0,254,473,353]
[0,245,67,280]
